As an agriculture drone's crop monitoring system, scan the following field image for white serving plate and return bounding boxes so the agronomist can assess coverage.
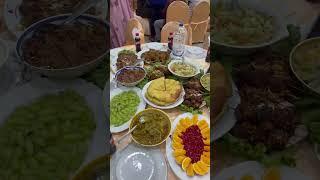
[166,113,210,180]
[141,81,185,110]
[111,143,167,180]
[109,87,146,133]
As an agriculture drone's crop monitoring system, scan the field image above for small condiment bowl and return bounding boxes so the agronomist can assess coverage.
[168,60,200,79]
[129,108,171,147]
[115,66,146,87]
[200,73,210,91]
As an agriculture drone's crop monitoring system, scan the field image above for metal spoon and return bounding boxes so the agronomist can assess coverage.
[116,117,146,144]
[60,0,101,25]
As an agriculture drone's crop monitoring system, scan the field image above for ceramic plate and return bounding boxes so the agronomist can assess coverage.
[110,48,145,73]
[4,0,108,37]
[109,87,146,133]
[166,113,210,180]
[111,143,167,180]
[214,161,311,180]
[0,77,107,173]
[141,81,185,110]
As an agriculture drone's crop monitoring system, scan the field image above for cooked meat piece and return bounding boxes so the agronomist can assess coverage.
[183,89,203,109]
[116,54,138,70]
[141,49,170,65]
[117,69,145,83]
[185,78,203,91]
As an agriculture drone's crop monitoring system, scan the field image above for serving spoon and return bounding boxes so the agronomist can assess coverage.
[60,0,102,25]
[116,117,146,145]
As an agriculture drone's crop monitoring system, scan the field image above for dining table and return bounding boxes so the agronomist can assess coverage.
[109,42,210,180]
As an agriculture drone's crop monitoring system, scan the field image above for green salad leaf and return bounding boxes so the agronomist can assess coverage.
[219,134,297,167]
[179,104,203,114]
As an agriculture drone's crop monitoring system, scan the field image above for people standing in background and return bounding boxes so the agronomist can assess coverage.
[148,0,168,41]
[154,0,188,42]
[136,0,153,19]
[110,0,134,48]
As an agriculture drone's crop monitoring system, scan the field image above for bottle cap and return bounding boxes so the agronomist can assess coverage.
[179,22,183,26]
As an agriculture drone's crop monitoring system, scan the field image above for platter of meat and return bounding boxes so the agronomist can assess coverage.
[231,53,304,152]
[16,14,109,78]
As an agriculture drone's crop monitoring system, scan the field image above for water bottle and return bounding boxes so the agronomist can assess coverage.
[172,23,187,57]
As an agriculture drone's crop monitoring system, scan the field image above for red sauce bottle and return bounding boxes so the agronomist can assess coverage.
[135,33,141,52]
[168,32,173,50]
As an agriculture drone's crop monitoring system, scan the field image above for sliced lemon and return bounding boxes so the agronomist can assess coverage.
[203,138,210,145]
[197,119,207,127]
[172,142,184,150]
[175,155,186,164]
[173,149,186,157]
[182,157,192,171]
[204,145,210,151]
[197,161,209,173]
[173,134,182,144]
[186,163,195,176]
[193,163,206,175]
[203,151,210,158]
[201,155,210,166]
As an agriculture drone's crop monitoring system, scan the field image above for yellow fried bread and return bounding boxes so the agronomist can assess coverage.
[146,77,182,106]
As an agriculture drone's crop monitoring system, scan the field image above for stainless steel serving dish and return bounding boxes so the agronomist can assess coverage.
[16,14,109,79]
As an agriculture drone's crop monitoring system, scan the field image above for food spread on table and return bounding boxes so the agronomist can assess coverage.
[0,90,95,179]
[109,44,213,179]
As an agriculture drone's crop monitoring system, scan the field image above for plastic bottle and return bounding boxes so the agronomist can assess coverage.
[172,23,187,57]
[135,33,141,52]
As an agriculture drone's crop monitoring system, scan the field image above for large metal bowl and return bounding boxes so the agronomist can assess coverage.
[16,14,109,79]
[212,0,288,55]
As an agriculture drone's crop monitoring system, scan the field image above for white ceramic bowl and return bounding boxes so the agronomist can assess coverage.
[114,66,146,87]
[212,0,288,55]
[168,60,200,79]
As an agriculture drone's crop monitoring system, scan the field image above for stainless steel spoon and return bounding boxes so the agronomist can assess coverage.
[61,0,102,25]
[116,117,146,145]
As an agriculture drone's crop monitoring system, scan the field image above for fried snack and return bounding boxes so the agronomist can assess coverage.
[146,77,182,106]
